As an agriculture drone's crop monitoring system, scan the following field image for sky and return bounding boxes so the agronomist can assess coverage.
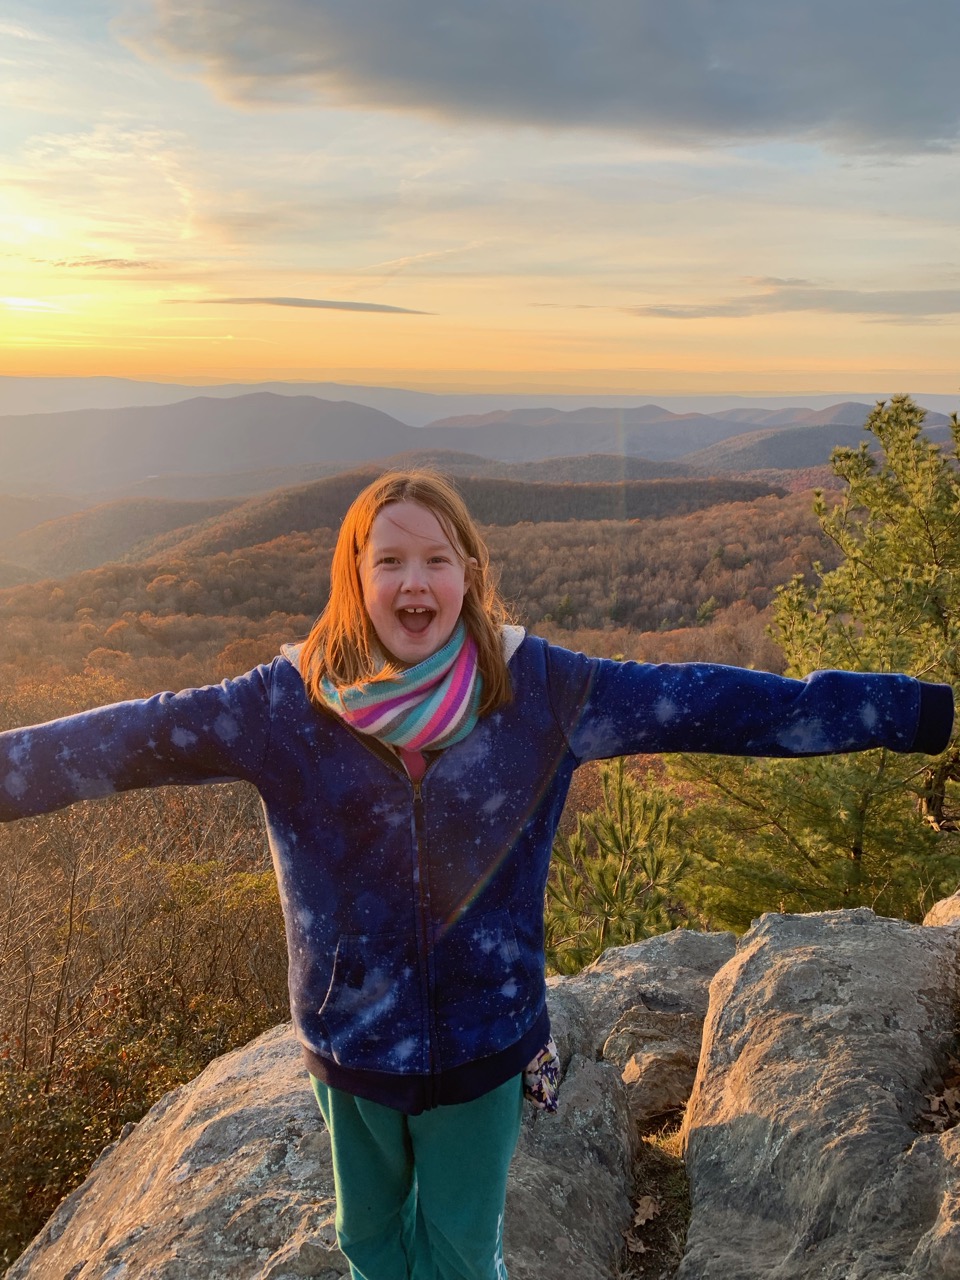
[2,0,960,396]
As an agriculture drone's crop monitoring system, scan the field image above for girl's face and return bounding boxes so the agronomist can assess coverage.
[359,500,474,666]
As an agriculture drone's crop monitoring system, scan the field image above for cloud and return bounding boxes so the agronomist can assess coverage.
[121,1,960,152]
[0,21,50,42]
[170,295,428,314]
[627,281,960,321]
[46,258,161,270]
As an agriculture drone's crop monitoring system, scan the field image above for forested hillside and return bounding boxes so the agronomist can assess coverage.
[120,449,699,501]
[0,490,832,725]
[0,497,239,577]
[0,472,781,580]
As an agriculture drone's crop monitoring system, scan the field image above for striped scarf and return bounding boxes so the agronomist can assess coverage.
[318,621,482,751]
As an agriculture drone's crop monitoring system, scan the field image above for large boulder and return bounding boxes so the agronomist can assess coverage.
[8,930,734,1280]
[679,908,960,1280]
[6,1024,346,1280]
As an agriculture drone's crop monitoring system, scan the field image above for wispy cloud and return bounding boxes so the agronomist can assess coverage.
[1,296,67,312]
[627,281,960,321]
[365,242,488,279]
[45,258,162,271]
[169,295,429,314]
[122,0,960,152]
[0,21,50,42]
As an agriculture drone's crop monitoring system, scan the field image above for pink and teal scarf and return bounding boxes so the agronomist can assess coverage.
[318,621,481,752]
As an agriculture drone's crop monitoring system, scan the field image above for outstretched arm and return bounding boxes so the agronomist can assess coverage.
[542,645,954,763]
[0,663,276,822]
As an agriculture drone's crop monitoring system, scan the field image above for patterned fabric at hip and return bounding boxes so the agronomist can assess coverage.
[523,1037,561,1113]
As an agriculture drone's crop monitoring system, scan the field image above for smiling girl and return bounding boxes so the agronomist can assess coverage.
[0,469,953,1280]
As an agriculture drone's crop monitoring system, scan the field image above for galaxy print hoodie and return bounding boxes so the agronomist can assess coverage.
[0,631,952,1112]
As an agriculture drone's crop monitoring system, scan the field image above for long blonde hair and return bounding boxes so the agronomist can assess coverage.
[300,470,514,715]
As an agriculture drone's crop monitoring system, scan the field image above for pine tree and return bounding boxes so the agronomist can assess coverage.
[544,759,688,974]
[674,396,960,930]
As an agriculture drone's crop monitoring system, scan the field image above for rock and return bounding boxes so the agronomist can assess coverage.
[603,1009,704,1131]
[10,930,737,1280]
[560,929,737,1047]
[679,908,960,1280]
[6,1023,347,1280]
[558,929,736,1137]
[506,1055,636,1280]
[924,888,960,926]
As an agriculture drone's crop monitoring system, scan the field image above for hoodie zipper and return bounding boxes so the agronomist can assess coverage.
[410,772,440,1097]
[340,724,438,1082]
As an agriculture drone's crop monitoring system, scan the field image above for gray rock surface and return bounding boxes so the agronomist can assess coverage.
[24,904,960,1280]
[6,1024,346,1280]
[679,908,960,1280]
[8,930,733,1280]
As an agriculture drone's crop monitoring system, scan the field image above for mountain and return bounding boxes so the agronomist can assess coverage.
[1,472,783,579]
[2,376,957,425]
[685,414,955,473]
[0,394,803,496]
[0,394,423,494]
[685,425,872,472]
[0,559,33,588]
[0,498,239,577]
[119,450,699,501]
[427,404,714,429]
[0,392,952,500]
[131,473,783,564]
[0,493,84,541]
[418,414,788,463]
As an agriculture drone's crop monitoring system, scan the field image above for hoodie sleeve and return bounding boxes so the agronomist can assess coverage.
[541,644,954,764]
[0,663,276,822]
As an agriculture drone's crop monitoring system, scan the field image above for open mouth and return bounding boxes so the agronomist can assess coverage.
[397,607,435,635]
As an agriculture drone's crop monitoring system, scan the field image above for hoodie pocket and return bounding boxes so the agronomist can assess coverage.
[318,930,424,1073]
[433,907,540,1067]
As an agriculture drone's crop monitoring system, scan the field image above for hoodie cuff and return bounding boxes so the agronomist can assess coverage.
[910,682,954,755]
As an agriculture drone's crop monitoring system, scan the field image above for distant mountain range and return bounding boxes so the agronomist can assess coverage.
[0,390,952,499]
[0,469,782,580]
[1,376,957,424]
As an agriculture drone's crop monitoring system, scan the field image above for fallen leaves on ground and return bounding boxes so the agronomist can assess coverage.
[624,1195,662,1254]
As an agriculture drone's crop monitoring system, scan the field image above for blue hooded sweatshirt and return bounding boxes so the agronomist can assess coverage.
[0,632,952,1112]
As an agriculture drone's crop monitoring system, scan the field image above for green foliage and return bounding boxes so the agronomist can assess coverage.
[545,759,689,974]
[675,396,960,931]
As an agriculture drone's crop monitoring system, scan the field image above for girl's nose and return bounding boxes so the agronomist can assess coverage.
[402,563,428,591]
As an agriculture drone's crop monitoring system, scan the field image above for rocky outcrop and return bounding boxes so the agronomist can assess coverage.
[7,928,730,1280]
[679,908,960,1280]
[10,908,960,1280]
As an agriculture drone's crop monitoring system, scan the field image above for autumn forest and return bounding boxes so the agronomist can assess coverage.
[2,396,959,1264]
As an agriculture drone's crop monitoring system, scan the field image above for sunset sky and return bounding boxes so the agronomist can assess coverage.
[3,1,960,395]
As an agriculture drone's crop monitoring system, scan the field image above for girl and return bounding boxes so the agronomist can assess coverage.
[0,470,953,1280]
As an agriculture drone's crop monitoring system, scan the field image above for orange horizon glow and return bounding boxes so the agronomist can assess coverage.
[4,9,959,401]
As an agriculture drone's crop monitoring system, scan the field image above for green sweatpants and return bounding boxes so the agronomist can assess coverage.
[311,1074,524,1280]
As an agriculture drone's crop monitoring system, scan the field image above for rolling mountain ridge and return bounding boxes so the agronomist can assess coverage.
[3,393,950,497]
[0,470,783,580]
